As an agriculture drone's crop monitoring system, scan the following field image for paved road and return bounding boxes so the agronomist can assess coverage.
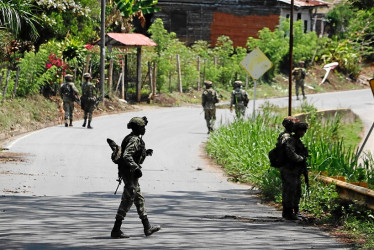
[1,89,372,249]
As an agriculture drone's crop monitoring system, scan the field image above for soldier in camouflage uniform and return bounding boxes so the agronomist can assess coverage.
[201,80,219,133]
[292,61,307,100]
[110,116,161,238]
[59,74,79,127]
[230,81,249,118]
[280,121,309,220]
[81,73,97,129]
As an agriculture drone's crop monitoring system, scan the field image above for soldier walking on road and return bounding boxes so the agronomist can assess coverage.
[202,80,219,134]
[230,81,249,118]
[59,74,79,127]
[81,73,97,129]
[292,61,307,100]
[280,121,309,220]
[110,116,161,238]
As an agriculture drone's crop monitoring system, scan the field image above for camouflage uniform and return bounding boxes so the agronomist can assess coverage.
[59,74,79,127]
[292,64,306,100]
[115,133,148,221]
[201,81,219,133]
[110,117,160,238]
[280,122,308,220]
[81,73,97,129]
[230,81,249,118]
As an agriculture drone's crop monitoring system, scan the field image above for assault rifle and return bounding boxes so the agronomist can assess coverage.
[302,147,310,196]
[114,177,122,195]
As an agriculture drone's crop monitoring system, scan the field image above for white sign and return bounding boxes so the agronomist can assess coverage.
[240,47,273,80]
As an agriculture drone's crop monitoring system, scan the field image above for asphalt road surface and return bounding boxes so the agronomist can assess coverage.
[1,89,372,249]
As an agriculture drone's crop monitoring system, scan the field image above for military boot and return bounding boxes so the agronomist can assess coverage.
[111,219,129,238]
[282,207,297,220]
[64,120,68,127]
[69,120,73,127]
[141,216,161,236]
[82,119,86,127]
[87,120,93,129]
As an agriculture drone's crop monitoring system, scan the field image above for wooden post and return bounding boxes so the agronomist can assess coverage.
[121,58,125,99]
[288,0,294,116]
[2,69,11,102]
[12,66,20,98]
[153,61,157,95]
[177,54,182,93]
[197,56,201,90]
[136,47,142,102]
[108,45,113,93]
[148,62,153,101]
[169,56,172,92]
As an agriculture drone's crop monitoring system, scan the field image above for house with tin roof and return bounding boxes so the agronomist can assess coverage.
[152,0,329,47]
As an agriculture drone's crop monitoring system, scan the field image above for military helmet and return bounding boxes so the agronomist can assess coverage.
[234,80,243,87]
[293,122,308,132]
[204,80,212,86]
[127,116,148,129]
[83,73,92,79]
[65,74,73,81]
[282,116,300,131]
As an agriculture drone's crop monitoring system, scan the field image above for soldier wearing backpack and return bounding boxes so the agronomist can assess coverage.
[81,73,97,129]
[201,80,219,133]
[281,121,309,220]
[292,61,307,100]
[59,74,79,127]
[230,81,249,118]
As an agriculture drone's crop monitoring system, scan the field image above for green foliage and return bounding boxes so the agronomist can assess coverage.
[247,19,321,77]
[115,0,160,18]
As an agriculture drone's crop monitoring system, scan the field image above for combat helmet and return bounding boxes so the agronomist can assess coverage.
[234,80,243,88]
[83,73,92,79]
[293,121,308,132]
[65,74,73,81]
[127,116,148,129]
[282,116,300,131]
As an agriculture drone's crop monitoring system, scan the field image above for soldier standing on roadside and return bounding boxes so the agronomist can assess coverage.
[81,73,97,129]
[110,116,161,239]
[292,61,307,100]
[280,121,309,220]
[230,81,249,118]
[59,74,79,127]
[202,80,219,134]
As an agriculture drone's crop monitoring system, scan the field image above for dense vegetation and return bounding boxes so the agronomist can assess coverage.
[0,0,372,102]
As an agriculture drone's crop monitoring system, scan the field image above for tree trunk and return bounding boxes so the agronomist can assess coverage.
[12,66,20,98]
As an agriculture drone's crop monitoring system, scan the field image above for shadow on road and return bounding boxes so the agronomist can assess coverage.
[0,189,349,249]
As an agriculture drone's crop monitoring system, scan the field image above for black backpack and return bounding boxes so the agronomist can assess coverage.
[268,143,287,168]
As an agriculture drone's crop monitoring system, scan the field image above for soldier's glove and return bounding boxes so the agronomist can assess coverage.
[133,168,143,178]
[146,149,153,156]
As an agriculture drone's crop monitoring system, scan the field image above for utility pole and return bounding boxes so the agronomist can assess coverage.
[288,0,294,116]
[100,0,106,103]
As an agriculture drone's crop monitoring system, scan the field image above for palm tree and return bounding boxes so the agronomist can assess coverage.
[0,0,40,40]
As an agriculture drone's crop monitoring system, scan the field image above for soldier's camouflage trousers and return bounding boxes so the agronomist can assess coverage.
[204,108,216,130]
[63,100,74,121]
[235,104,246,118]
[295,80,305,99]
[115,183,147,221]
[280,166,302,209]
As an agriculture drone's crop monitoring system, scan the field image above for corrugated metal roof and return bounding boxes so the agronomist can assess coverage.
[278,0,329,7]
[105,33,157,47]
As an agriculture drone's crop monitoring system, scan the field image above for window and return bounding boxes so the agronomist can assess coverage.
[171,11,187,36]
[297,13,302,20]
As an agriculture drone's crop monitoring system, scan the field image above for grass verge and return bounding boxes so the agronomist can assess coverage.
[206,103,374,248]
